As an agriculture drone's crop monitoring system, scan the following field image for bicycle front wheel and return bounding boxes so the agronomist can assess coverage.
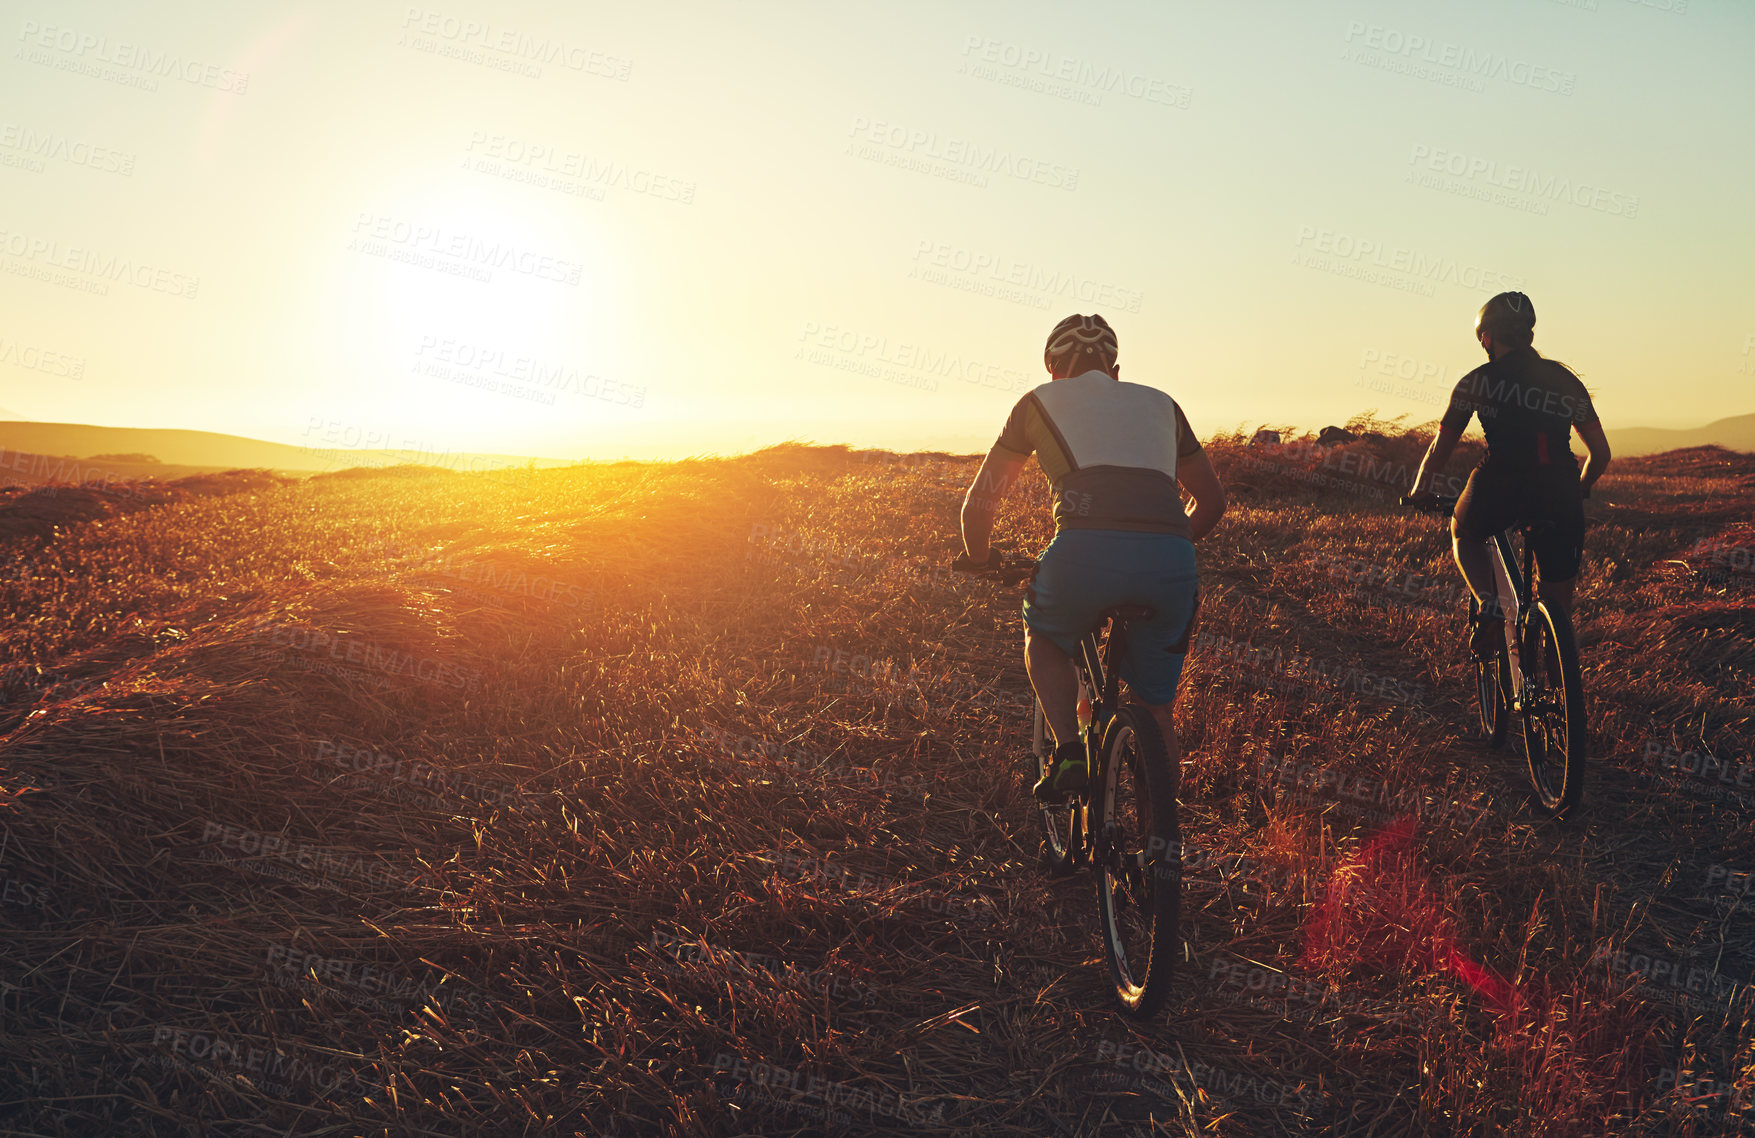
[1093,705,1180,1019]
[1031,696,1082,875]
[1518,601,1585,817]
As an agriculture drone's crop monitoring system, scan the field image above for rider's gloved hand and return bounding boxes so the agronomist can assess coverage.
[1401,491,1439,510]
[951,549,1003,573]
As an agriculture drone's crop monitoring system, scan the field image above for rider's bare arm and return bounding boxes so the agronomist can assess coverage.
[961,444,1027,561]
[1176,450,1226,541]
[1575,419,1611,497]
[1411,422,1465,497]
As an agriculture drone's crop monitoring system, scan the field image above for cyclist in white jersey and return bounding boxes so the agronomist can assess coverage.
[956,314,1226,801]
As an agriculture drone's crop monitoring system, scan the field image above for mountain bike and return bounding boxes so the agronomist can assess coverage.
[955,550,1180,1018]
[1405,496,1585,817]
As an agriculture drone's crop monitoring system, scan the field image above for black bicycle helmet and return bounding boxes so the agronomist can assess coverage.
[1476,292,1535,346]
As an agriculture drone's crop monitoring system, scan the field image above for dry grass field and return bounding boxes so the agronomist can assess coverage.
[0,425,1751,1136]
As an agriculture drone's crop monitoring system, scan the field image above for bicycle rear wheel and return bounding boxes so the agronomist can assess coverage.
[1470,597,1511,747]
[1518,601,1585,817]
[1031,696,1083,875]
[1093,705,1180,1019]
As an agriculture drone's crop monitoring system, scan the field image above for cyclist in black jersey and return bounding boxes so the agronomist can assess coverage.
[1409,292,1612,656]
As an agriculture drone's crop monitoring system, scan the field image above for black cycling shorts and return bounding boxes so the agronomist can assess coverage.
[1453,464,1586,582]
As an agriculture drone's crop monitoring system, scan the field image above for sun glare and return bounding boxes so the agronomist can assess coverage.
[331,171,613,451]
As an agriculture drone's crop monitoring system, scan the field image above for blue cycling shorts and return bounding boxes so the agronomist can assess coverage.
[1021,529,1200,706]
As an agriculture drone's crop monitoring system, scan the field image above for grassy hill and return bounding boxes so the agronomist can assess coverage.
[0,420,571,474]
[0,449,257,488]
[0,429,1750,1135]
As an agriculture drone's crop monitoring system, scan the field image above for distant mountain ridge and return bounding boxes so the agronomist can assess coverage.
[0,421,571,473]
[0,414,1747,474]
[1603,413,1755,458]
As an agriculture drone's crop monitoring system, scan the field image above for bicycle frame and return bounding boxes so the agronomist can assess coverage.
[1030,617,1133,865]
[1485,524,1563,711]
[1032,622,1127,765]
[1483,530,1526,704]
[1078,622,1126,730]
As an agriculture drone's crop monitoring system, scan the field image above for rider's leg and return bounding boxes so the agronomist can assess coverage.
[1452,519,1507,660]
[1026,627,1080,747]
[1450,468,1513,618]
[1538,574,1576,618]
[1145,703,1181,794]
[1450,518,1501,612]
[1531,496,1584,683]
[1533,495,1585,622]
[1534,536,1580,681]
[1532,574,1576,683]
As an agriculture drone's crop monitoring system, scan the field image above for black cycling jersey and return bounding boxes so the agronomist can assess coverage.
[1442,345,1596,581]
[1440,346,1597,475]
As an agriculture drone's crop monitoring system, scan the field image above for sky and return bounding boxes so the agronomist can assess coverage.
[3,0,1752,462]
